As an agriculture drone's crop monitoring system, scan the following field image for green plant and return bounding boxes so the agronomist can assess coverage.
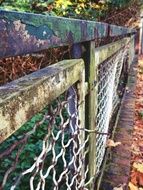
[0,0,133,20]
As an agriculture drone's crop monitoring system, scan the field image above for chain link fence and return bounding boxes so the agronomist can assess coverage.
[96,45,129,174]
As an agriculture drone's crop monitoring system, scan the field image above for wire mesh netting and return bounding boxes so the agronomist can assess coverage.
[96,45,129,174]
[0,86,91,190]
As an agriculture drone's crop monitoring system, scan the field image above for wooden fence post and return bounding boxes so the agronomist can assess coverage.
[84,41,98,189]
[128,35,135,67]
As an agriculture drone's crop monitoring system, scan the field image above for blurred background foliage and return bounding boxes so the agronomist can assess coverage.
[0,0,134,20]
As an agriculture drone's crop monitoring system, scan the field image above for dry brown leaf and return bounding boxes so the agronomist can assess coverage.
[128,182,138,190]
[106,139,121,147]
[138,172,143,186]
[130,170,143,186]
[131,144,141,156]
[133,163,143,173]
[130,171,138,185]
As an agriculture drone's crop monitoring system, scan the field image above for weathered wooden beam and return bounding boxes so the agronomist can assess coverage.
[128,35,135,67]
[0,10,136,58]
[94,37,130,65]
[0,59,84,143]
[83,40,100,186]
[85,41,97,189]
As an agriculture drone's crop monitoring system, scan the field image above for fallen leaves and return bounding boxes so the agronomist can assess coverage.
[106,139,121,147]
[129,57,143,190]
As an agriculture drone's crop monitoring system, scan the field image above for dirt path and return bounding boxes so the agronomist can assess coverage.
[128,57,143,190]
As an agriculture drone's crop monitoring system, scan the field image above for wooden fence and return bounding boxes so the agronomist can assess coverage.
[0,10,136,190]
